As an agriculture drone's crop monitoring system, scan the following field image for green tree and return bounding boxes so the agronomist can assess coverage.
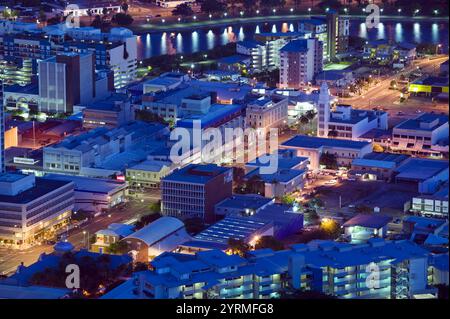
[112,13,133,26]
[319,152,338,169]
[106,241,130,254]
[227,238,249,257]
[199,0,226,15]
[280,194,296,205]
[135,213,161,230]
[254,236,284,251]
[172,3,194,16]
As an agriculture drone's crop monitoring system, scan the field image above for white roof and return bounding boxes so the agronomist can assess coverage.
[124,217,186,247]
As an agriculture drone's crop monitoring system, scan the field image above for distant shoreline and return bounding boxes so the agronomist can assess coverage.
[130,14,449,34]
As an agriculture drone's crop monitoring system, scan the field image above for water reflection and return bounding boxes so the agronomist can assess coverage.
[138,20,448,59]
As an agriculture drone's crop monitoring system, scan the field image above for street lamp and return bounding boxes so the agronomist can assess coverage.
[308,8,311,13]
[325,7,329,12]
[397,8,402,13]
[272,9,277,14]
[209,14,212,19]
[344,8,348,13]
[178,17,181,22]
[434,10,439,15]
[240,11,244,16]
[162,19,165,23]
[256,10,259,15]
[290,8,294,13]
[193,15,197,20]
[224,12,228,17]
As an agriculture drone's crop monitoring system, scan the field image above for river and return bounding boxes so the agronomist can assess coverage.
[136,18,449,59]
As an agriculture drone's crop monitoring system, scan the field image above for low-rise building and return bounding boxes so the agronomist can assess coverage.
[343,214,392,243]
[0,173,74,249]
[391,113,449,157]
[409,76,449,97]
[43,174,128,213]
[349,152,410,181]
[123,217,191,261]
[126,160,174,189]
[215,194,274,216]
[408,182,448,218]
[91,223,135,254]
[280,135,373,171]
[245,95,288,134]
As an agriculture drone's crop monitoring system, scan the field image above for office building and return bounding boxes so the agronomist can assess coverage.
[408,182,448,218]
[161,164,233,223]
[0,173,74,249]
[245,95,288,134]
[391,113,449,157]
[39,53,95,114]
[279,38,323,89]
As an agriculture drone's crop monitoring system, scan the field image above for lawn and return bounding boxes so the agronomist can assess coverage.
[323,62,353,71]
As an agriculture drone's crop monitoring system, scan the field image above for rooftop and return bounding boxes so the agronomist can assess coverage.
[176,103,243,129]
[282,135,371,150]
[218,54,249,65]
[0,177,72,204]
[245,167,306,183]
[395,113,448,131]
[216,194,273,212]
[395,158,448,181]
[280,39,309,53]
[343,214,392,229]
[163,164,231,185]
[194,216,272,244]
[44,174,126,195]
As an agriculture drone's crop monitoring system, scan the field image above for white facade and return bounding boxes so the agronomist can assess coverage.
[245,96,288,134]
[155,0,196,8]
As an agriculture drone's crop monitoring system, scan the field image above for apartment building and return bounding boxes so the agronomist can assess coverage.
[245,96,288,134]
[0,173,74,249]
[409,182,448,218]
[109,239,433,299]
[161,164,233,223]
[391,113,449,157]
[279,38,323,89]
[0,26,137,89]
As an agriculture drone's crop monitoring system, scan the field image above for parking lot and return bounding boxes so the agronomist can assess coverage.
[314,179,419,217]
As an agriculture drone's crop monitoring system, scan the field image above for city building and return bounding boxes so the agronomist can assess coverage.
[123,217,191,261]
[155,0,196,8]
[0,98,4,173]
[0,173,74,249]
[299,18,328,61]
[402,216,448,247]
[245,149,309,173]
[82,93,135,129]
[43,121,168,176]
[110,239,433,299]
[315,69,355,88]
[215,194,274,217]
[245,95,288,133]
[217,55,251,73]
[280,135,373,171]
[161,164,233,223]
[91,223,135,254]
[62,0,122,16]
[1,26,138,89]
[126,160,174,189]
[245,167,307,198]
[394,158,449,194]
[343,214,392,243]
[391,113,449,157]
[43,174,128,214]
[428,253,449,286]
[349,152,410,181]
[38,53,95,114]
[279,38,323,89]
[408,182,448,218]
[316,83,388,140]
[3,83,39,112]
[409,76,449,98]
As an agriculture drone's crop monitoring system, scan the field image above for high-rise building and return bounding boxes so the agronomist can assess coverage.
[38,52,95,114]
[0,95,4,173]
[317,82,331,138]
[279,38,323,89]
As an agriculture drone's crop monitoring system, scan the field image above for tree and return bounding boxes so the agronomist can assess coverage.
[280,194,296,205]
[184,217,206,235]
[133,262,149,272]
[91,15,102,28]
[121,2,129,13]
[227,238,249,257]
[254,236,284,251]
[135,213,161,230]
[319,152,338,169]
[106,241,130,254]
[172,3,194,16]
[112,13,133,26]
[320,218,341,238]
[199,0,226,15]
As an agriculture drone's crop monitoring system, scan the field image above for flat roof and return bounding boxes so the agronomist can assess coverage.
[176,103,243,129]
[352,158,396,170]
[44,174,126,194]
[0,178,72,204]
[282,135,371,150]
[163,164,231,184]
[395,158,448,181]
[343,214,392,229]
[194,216,271,244]
[245,167,306,183]
[216,195,273,211]
[395,113,448,131]
[363,152,409,164]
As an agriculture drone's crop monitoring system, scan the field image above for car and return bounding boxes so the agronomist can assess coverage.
[397,111,404,115]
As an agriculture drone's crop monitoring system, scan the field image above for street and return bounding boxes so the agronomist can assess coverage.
[0,198,156,276]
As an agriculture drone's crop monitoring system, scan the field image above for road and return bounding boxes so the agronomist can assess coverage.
[0,198,156,276]
[339,56,449,126]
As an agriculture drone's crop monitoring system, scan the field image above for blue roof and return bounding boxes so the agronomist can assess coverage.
[282,135,371,150]
[280,39,309,53]
[216,194,273,211]
[176,103,243,129]
[343,214,392,229]
[237,40,263,49]
[395,113,448,131]
[247,152,309,170]
[245,167,306,183]
[163,164,231,185]
[352,158,396,169]
[218,54,249,65]
[194,216,271,244]
[395,158,448,181]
